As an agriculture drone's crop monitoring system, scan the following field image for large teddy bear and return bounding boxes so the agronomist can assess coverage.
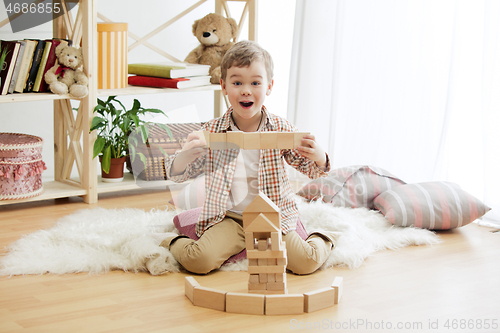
[44,44,88,99]
[184,13,238,84]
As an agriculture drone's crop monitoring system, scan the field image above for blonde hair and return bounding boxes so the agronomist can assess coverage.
[221,40,274,82]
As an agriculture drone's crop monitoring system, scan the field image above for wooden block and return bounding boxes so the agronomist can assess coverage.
[277,132,294,149]
[226,131,244,149]
[226,292,265,315]
[244,132,261,150]
[304,287,336,313]
[267,273,276,283]
[248,265,286,274]
[249,274,260,284]
[331,277,344,304]
[275,273,285,282]
[210,133,227,150]
[243,213,279,232]
[248,282,267,291]
[267,258,277,266]
[277,257,287,266]
[270,232,281,251]
[246,214,279,233]
[259,274,267,283]
[248,259,258,266]
[245,232,256,250]
[258,258,267,266]
[265,294,304,315]
[185,276,200,304]
[249,289,288,295]
[257,239,268,251]
[294,132,308,149]
[260,132,278,149]
[267,281,286,291]
[267,213,281,230]
[247,248,287,259]
[193,286,226,311]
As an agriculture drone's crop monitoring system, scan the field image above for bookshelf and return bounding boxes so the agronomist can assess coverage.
[0,0,257,206]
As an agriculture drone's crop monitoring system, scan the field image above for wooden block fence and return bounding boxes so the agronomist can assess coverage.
[185,276,343,315]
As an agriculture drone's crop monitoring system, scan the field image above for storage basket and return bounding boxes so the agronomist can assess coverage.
[0,133,47,200]
[128,123,202,181]
[97,22,128,89]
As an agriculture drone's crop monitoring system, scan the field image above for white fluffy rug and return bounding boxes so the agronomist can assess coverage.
[0,201,441,276]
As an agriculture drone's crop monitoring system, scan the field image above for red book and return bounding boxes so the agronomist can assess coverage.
[38,39,69,92]
[128,75,211,89]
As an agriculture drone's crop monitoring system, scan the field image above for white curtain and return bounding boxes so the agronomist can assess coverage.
[288,0,500,225]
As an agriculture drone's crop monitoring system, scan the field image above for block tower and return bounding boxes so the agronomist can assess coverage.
[243,192,288,294]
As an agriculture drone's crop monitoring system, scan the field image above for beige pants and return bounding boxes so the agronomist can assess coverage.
[168,217,333,275]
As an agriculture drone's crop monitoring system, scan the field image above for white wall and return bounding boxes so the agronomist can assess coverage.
[0,0,296,178]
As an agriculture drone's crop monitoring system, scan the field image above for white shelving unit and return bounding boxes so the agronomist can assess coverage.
[0,0,257,206]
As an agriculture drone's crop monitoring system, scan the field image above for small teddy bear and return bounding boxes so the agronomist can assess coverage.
[44,44,88,99]
[184,13,238,84]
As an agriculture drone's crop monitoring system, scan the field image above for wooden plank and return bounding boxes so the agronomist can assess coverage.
[248,264,286,274]
[332,277,344,304]
[226,292,265,315]
[265,294,304,315]
[247,247,287,259]
[304,287,336,313]
[184,276,199,304]
[243,132,260,150]
[193,286,226,312]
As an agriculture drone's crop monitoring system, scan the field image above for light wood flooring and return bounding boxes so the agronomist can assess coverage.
[1,188,499,333]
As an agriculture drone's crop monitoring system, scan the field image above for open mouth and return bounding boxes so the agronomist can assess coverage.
[240,101,254,108]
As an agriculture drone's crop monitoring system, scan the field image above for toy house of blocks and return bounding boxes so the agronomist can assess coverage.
[243,192,288,294]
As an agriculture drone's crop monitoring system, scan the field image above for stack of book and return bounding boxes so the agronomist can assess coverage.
[127,62,212,89]
[0,38,71,95]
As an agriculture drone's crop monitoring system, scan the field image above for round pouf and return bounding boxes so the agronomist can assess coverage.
[0,133,47,200]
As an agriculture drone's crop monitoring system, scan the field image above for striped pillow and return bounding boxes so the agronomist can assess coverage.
[374,182,491,229]
[296,165,406,209]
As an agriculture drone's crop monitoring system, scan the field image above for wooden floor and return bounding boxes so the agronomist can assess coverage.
[0,188,499,333]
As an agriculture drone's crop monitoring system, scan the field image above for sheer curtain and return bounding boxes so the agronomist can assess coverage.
[288,0,499,225]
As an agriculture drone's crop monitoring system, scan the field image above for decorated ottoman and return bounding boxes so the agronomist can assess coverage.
[0,133,47,200]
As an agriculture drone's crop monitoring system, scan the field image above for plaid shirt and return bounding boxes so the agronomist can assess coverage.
[165,107,330,237]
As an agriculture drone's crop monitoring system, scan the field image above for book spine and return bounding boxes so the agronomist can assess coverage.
[14,40,35,93]
[128,75,181,88]
[128,65,174,79]
[8,41,26,94]
[33,41,52,92]
[0,41,20,95]
[24,40,44,92]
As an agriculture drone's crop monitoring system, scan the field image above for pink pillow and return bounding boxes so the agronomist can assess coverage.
[297,165,405,209]
[374,181,491,229]
[173,207,308,264]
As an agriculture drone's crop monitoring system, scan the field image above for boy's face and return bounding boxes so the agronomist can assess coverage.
[221,60,273,125]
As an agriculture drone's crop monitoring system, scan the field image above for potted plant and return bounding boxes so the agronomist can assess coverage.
[90,96,172,182]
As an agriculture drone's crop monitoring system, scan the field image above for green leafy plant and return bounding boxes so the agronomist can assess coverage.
[90,96,172,173]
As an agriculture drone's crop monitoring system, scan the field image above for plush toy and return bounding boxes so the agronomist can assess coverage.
[44,44,88,99]
[184,13,238,84]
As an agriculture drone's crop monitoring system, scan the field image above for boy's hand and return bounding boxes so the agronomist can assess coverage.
[171,132,207,176]
[296,134,328,170]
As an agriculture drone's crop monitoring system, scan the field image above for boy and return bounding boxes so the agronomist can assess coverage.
[160,40,339,275]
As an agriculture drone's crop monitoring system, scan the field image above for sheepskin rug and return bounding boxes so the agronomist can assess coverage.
[0,201,441,276]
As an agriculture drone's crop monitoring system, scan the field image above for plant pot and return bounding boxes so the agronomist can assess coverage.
[99,156,126,182]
